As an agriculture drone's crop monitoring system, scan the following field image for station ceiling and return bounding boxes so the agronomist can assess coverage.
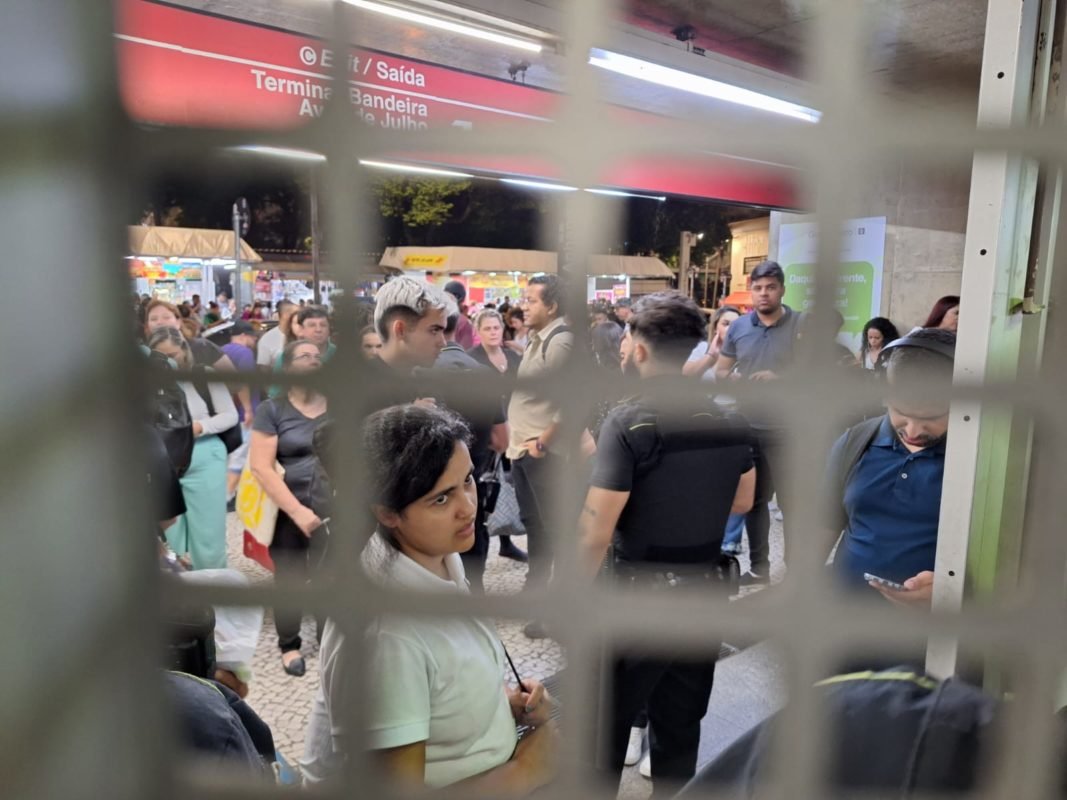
[143,0,987,208]
[166,0,987,112]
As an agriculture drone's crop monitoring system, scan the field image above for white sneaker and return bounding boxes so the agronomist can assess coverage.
[639,752,652,778]
[624,726,645,766]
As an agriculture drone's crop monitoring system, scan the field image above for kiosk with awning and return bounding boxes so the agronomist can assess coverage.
[587,255,675,302]
[380,246,555,305]
[379,246,675,304]
[128,225,262,303]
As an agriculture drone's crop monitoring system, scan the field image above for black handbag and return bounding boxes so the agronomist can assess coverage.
[147,350,195,476]
[192,369,243,453]
[478,452,503,515]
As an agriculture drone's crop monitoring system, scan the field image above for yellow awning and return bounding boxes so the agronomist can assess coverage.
[128,225,262,262]
[380,246,556,274]
[380,247,673,277]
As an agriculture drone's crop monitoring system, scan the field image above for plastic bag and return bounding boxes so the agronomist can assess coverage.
[180,569,263,682]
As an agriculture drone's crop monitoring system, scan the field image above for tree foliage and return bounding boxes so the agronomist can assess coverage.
[376,179,547,248]
[139,169,310,253]
[375,178,472,241]
[624,198,732,269]
[140,159,746,269]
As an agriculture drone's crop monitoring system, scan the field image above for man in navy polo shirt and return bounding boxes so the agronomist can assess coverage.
[714,261,801,582]
[826,327,955,606]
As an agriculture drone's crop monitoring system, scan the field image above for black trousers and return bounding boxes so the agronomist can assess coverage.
[604,649,719,791]
[510,452,561,588]
[745,428,789,571]
[269,513,327,653]
[459,478,490,593]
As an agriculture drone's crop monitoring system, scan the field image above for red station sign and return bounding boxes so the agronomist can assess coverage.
[115,0,799,208]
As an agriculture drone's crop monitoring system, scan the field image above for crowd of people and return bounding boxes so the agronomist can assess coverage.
[141,268,972,794]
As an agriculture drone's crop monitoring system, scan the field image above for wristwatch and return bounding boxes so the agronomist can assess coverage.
[535,439,546,453]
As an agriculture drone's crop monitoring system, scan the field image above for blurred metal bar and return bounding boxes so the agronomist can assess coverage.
[927,0,1043,678]
[1,2,165,799]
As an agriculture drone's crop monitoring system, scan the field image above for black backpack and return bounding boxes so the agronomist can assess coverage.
[680,668,1004,797]
[148,350,195,477]
[539,324,573,360]
[825,415,884,535]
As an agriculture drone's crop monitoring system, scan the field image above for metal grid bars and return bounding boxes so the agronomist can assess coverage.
[4,0,1067,799]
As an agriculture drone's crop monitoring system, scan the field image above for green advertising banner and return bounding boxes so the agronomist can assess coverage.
[777,217,886,350]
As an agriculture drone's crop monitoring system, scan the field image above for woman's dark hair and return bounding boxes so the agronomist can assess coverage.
[922,295,960,329]
[363,404,472,514]
[359,325,378,339]
[281,338,318,369]
[628,291,706,366]
[591,321,623,370]
[860,317,901,357]
[504,307,525,340]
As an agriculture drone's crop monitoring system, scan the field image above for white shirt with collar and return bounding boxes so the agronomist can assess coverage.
[302,533,517,788]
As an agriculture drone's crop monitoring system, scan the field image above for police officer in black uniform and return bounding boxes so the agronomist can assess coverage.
[578,291,756,791]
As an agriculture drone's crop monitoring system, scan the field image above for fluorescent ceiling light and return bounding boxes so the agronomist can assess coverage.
[585,188,667,201]
[229,145,326,162]
[345,1,542,53]
[359,159,473,178]
[500,178,578,192]
[588,48,821,123]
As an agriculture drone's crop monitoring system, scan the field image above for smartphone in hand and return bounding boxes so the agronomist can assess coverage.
[864,572,907,592]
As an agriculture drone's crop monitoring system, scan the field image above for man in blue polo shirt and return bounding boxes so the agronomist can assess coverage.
[826,327,955,606]
[714,261,801,582]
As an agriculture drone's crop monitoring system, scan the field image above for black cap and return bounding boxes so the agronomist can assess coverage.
[616,297,632,307]
[230,320,257,337]
[443,280,467,303]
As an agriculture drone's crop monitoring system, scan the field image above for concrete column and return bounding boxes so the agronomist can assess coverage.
[769,158,971,330]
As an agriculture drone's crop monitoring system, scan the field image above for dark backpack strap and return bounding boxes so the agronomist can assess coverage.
[825,415,884,535]
[191,366,217,416]
[540,324,572,360]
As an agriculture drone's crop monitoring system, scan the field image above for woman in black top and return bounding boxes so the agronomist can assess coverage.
[467,309,522,375]
[465,309,527,563]
[250,339,331,677]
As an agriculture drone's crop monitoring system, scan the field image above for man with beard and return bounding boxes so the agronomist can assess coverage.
[578,292,756,789]
[713,261,801,583]
[824,327,955,607]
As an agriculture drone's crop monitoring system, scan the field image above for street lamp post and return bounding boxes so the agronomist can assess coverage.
[679,230,704,298]
[232,202,241,309]
[232,197,250,310]
[310,168,321,305]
